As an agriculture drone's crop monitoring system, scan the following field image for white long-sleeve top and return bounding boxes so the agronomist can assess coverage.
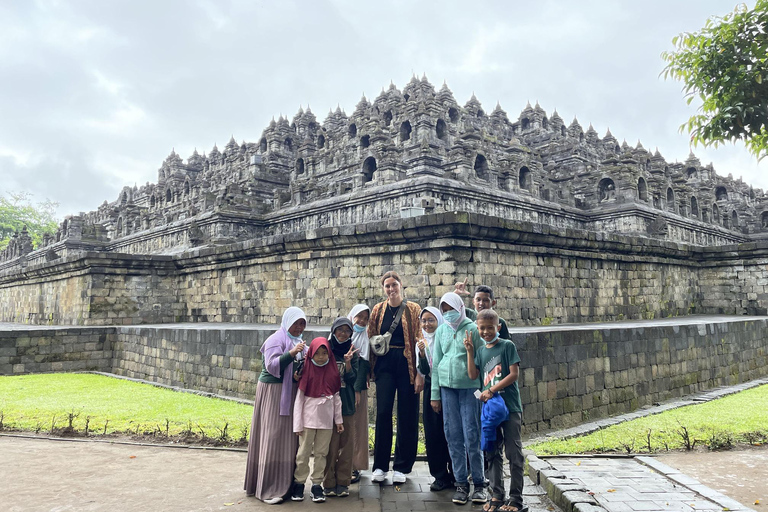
[293,389,343,432]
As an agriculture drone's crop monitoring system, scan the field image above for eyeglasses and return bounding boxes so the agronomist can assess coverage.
[421,317,437,324]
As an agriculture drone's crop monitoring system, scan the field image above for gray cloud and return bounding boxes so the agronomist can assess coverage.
[1,0,764,218]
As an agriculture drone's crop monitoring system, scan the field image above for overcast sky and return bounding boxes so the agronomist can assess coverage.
[0,0,763,218]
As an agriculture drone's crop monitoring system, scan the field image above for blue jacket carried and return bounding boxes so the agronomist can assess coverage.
[481,393,509,452]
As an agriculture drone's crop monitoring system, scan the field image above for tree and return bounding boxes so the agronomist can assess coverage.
[662,1,768,160]
[0,192,59,251]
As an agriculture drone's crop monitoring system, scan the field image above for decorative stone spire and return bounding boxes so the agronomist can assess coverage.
[585,123,599,144]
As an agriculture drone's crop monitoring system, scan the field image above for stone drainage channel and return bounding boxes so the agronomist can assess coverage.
[524,378,768,512]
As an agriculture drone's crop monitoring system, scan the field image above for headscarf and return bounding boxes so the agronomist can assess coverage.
[419,306,444,368]
[299,337,341,398]
[347,304,371,361]
[260,306,307,416]
[439,292,466,332]
[328,317,354,360]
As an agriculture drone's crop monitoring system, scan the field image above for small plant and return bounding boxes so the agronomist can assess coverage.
[67,409,80,430]
[84,416,91,436]
[238,422,249,444]
[50,415,57,433]
[215,421,229,442]
[645,428,653,452]
[165,418,170,437]
[103,419,109,435]
[0,410,4,430]
[707,428,733,450]
[676,422,697,451]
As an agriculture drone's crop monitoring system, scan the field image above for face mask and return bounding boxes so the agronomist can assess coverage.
[485,331,500,344]
[353,324,366,333]
[288,333,303,343]
[311,358,329,367]
[442,310,460,324]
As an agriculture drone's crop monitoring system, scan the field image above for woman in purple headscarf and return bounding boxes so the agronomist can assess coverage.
[245,307,307,504]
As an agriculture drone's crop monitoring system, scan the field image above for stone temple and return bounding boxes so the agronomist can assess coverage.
[2,77,768,433]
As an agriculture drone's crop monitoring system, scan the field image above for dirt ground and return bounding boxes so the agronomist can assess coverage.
[0,435,364,512]
[656,444,768,509]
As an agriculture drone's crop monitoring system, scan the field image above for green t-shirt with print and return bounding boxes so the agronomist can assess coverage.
[474,339,522,414]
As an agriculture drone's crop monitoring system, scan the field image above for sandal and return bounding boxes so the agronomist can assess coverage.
[499,501,528,512]
[484,498,505,512]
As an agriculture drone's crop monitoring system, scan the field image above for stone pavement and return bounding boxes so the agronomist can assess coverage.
[526,454,754,512]
[356,463,557,512]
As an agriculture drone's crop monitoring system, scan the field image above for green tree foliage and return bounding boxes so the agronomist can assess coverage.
[0,192,59,251]
[662,1,768,160]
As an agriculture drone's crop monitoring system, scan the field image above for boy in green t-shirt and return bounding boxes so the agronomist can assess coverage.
[466,309,526,512]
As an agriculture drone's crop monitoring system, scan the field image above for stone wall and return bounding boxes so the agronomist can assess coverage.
[2,317,767,434]
[0,327,114,375]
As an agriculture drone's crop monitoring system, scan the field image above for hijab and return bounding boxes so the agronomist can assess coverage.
[347,304,371,361]
[299,337,341,398]
[439,292,466,332]
[420,306,444,368]
[260,306,307,416]
[328,317,354,359]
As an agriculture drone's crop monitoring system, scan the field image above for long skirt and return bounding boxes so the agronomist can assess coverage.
[244,381,298,501]
[351,389,369,471]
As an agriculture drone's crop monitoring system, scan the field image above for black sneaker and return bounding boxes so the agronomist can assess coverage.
[430,479,452,492]
[310,484,325,503]
[351,470,361,484]
[336,485,349,497]
[324,486,337,497]
[291,482,305,501]
[452,485,469,505]
[471,487,488,504]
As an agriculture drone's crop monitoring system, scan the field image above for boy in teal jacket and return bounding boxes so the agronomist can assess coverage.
[430,292,486,506]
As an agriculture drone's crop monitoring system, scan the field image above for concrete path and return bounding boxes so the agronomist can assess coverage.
[527,454,752,512]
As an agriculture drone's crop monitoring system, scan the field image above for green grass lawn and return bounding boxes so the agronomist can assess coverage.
[531,384,768,455]
[0,373,253,443]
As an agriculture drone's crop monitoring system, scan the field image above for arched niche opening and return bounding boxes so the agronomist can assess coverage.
[317,134,325,149]
[259,138,267,152]
[349,123,357,137]
[666,187,675,212]
[383,110,393,126]
[579,133,584,143]
[687,167,698,179]
[690,196,699,218]
[290,122,296,133]
[561,126,566,137]
[436,119,447,141]
[308,122,317,132]
[284,138,293,151]
[362,156,377,183]
[521,118,530,131]
[403,93,410,102]
[150,195,156,208]
[637,177,648,201]
[731,210,739,229]
[702,208,710,223]
[715,186,728,201]
[598,178,616,202]
[476,108,484,118]
[712,203,720,223]
[645,159,651,171]
[184,181,190,196]
[296,158,305,175]
[519,166,532,191]
[399,121,412,142]
[474,154,489,181]
[166,188,172,203]
[542,117,549,130]
[360,135,370,148]
[448,107,459,123]
[121,192,128,205]
[116,217,123,237]
[761,211,768,229]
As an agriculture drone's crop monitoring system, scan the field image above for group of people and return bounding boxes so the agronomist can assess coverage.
[244,271,526,512]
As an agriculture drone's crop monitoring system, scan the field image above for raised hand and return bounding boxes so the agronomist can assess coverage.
[289,342,306,358]
[454,277,470,297]
[417,339,426,357]
[344,345,359,364]
[463,330,474,354]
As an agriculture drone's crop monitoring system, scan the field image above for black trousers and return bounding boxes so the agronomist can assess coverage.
[423,377,453,483]
[373,348,420,473]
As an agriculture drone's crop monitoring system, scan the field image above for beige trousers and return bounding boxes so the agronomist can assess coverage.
[294,428,334,485]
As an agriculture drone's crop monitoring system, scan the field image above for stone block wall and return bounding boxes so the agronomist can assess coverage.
[514,318,768,432]
[0,327,114,375]
[2,318,767,434]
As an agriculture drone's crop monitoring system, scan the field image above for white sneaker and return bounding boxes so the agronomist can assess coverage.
[371,469,386,482]
[392,471,406,484]
[262,496,283,505]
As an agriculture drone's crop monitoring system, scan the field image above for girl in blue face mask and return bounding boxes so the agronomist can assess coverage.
[429,293,487,506]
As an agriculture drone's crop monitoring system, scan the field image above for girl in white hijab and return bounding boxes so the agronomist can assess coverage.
[347,304,371,480]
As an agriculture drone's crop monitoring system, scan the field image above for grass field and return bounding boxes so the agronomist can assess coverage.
[0,373,254,443]
[530,384,768,455]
